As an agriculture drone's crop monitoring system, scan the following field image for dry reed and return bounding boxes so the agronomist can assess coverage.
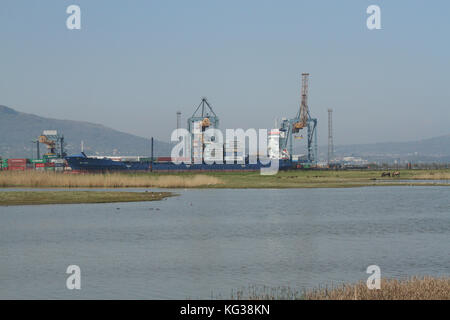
[412,172,450,180]
[229,277,450,300]
[304,277,450,300]
[0,171,223,188]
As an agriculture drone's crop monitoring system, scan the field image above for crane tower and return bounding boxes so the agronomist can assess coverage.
[328,108,334,165]
[276,73,318,164]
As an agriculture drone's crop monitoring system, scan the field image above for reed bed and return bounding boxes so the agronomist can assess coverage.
[411,172,450,180]
[0,171,223,188]
[229,285,303,300]
[304,277,450,300]
[230,277,450,300]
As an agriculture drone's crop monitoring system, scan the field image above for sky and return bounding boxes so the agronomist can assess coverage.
[1,0,449,145]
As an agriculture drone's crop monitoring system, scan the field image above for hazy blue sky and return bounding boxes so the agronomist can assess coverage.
[1,0,449,145]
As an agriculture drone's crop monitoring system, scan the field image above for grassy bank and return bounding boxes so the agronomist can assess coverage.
[0,191,173,206]
[214,169,450,188]
[230,277,450,300]
[0,171,222,188]
[0,169,449,189]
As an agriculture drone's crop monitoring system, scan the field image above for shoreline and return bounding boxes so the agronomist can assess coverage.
[0,169,449,190]
[0,181,449,190]
[0,191,174,206]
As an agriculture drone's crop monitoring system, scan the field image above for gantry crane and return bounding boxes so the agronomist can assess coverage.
[187,98,219,132]
[187,98,219,161]
[37,130,66,158]
[278,73,317,163]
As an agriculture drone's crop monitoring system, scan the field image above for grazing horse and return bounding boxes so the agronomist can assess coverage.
[381,172,391,177]
[392,171,400,177]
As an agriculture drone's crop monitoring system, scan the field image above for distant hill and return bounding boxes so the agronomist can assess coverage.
[322,134,450,163]
[1,105,449,163]
[0,105,171,158]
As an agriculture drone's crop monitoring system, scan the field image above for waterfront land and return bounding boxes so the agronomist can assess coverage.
[0,191,173,206]
[210,169,450,188]
[0,169,449,189]
[231,277,450,300]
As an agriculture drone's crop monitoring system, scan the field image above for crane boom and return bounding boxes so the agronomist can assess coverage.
[300,72,309,125]
[276,73,317,163]
[38,135,57,155]
[293,73,309,132]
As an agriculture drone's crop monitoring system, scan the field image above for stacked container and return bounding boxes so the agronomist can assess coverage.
[50,159,65,172]
[1,159,8,170]
[45,162,55,171]
[31,159,47,171]
[35,163,46,171]
[7,158,28,171]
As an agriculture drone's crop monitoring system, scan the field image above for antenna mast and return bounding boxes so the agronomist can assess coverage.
[328,108,334,165]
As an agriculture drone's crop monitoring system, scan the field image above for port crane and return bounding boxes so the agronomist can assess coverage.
[187,97,219,132]
[37,130,66,158]
[186,98,220,161]
[278,73,317,163]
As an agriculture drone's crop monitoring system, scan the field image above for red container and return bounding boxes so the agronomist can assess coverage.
[157,157,172,162]
[172,157,190,163]
[35,163,45,168]
[46,163,55,167]
[8,159,27,165]
[8,167,25,171]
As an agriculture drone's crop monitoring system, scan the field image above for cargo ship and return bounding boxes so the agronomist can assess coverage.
[63,98,291,172]
[65,152,292,172]
[64,87,318,173]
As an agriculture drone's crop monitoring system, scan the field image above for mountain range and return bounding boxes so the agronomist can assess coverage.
[329,135,450,163]
[1,105,449,162]
[0,105,171,158]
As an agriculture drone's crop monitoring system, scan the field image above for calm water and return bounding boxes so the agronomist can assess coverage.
[0,187,449,299]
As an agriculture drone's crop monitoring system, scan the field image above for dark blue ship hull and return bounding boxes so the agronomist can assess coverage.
[65,153,292,172]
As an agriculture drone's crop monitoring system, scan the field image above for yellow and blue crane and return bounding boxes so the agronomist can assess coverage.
[278,73,317,163]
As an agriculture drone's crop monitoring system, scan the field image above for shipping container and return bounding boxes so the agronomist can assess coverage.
[31,159,46,164]
[43,154,58,160]
[8,167,25,171]
[8,158,27,165]
[50,159,65,164]
[171,157,191,163]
